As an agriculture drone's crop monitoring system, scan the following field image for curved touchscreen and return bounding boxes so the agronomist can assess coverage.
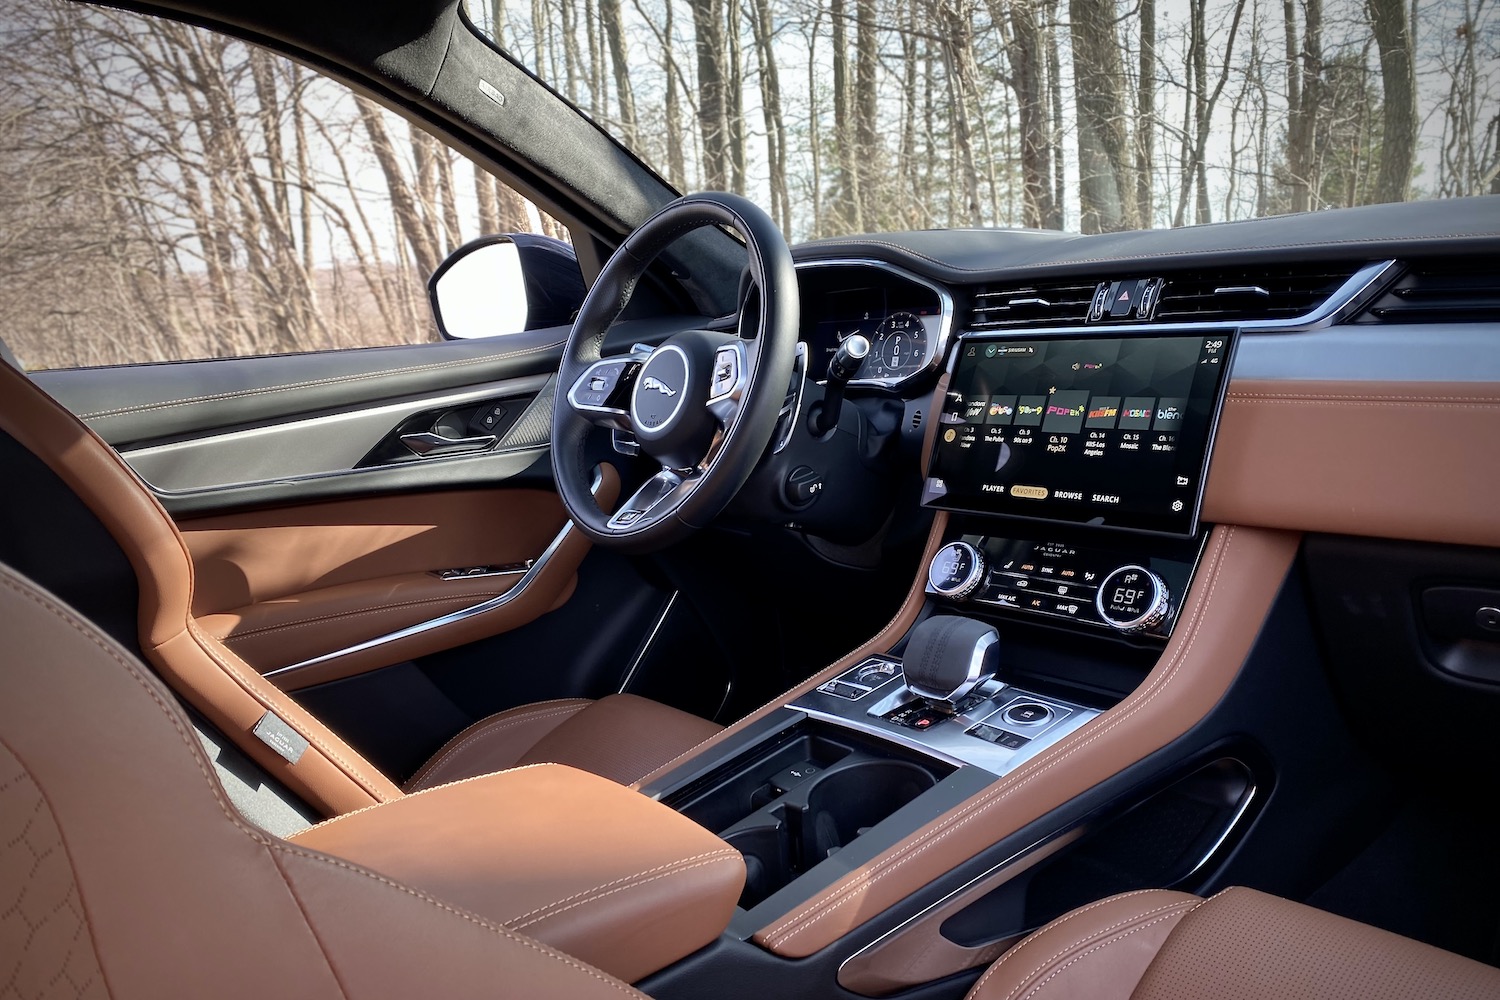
[922,331,1235,535]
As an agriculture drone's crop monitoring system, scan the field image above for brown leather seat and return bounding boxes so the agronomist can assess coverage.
[0,354,718,818]
[6,557,1498,998]
[968,886,1500,1000]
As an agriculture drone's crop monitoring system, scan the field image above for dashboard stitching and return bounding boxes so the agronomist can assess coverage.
[803,232,1500,273]
[762,526,1238,946]
[77,339,568,419]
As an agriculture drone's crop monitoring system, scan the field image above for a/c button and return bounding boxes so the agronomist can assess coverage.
[1011,485,1049,500]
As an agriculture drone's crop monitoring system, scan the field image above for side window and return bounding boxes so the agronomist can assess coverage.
[0,2,570,371]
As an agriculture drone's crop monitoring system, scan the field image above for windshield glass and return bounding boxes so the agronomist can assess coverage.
[464,0,1497,240]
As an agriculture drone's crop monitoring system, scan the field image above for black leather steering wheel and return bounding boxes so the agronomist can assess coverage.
[551,192,799,552]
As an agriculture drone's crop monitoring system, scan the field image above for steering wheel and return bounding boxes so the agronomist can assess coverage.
[551,192,799,552]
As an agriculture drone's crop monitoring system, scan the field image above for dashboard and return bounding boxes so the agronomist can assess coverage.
[786,199,1500,644]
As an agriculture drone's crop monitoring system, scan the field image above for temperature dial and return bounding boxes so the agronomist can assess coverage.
[928,541,986,600]
[1095,565,1172,633]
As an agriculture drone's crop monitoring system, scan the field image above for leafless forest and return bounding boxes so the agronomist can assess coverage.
[0,0,1495,371]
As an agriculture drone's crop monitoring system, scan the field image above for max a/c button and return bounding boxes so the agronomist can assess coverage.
[1011,485,1049,500]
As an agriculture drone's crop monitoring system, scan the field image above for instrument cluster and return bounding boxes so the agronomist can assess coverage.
[797,261,951,390]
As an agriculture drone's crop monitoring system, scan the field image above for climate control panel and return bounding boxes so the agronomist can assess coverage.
[925,532,1201,640]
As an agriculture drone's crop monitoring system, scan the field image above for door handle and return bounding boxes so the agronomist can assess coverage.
[399,431,498,457]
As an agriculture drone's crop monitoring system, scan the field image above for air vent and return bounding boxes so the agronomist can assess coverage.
[910,408,924,431]
[1357,258,1500,324]
[969,280,1097,330]
[1152,264,1361,323]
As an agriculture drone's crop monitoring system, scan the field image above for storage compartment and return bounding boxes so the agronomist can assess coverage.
[663,721,955,908]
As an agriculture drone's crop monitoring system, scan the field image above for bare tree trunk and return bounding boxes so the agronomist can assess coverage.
[750,0,790,231]
[996,0,1057,229]
[690,0,729,188]
[831,0,861,230]
[358,98,442,277]
[726,0,748,194]
[1367,0,1417,201]
[1285,0,1324,211]
[939,1,984,227]
[1136,0,1157,225]
[600,0,638,146]
[1070,0,1139,231]
[1045,0,1067,225]
[855,0,880,227]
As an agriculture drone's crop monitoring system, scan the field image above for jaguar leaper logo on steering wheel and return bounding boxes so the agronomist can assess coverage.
[641,375,678,397]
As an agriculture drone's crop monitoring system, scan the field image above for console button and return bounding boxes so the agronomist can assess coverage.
[1004,703,1052,726]
[994,730,1031,750]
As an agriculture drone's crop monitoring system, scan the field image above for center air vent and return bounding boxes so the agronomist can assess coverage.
[970,281,1097,330]
[1356,257,1500,324]
[1152,264,1360,323]
[970,263,1362,331]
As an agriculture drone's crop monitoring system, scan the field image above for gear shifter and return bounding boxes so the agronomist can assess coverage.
[901,616,1000,711]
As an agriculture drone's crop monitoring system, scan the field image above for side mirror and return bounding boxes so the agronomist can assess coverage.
[428,233,586,340]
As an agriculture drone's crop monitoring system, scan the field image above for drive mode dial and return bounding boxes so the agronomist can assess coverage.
[1096,565,1171,632]
[928,541,986,600]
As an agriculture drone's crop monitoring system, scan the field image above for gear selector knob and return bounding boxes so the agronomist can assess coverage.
[902,616,1000,708]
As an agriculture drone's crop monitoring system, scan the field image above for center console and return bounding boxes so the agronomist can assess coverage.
[639,328,1269,998]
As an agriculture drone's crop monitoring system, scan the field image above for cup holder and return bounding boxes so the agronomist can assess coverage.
[802,761,937,861]
[722,757,942,908]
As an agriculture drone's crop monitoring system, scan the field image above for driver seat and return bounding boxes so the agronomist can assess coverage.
[0,353,718,818]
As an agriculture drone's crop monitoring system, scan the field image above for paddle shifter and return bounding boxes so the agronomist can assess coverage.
[901,615,1001,712]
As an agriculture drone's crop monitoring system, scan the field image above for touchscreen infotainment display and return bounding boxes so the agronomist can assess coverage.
[922,331,1235,535]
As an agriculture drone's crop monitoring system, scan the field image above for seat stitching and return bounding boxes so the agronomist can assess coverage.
[3,569,641,997]
[507,849,742,927]
[214,592,506,641]
[184,618,390,799]
[1010,906,1202,1000]
[78,340,567,419]
[0,573,249,830]
[267,842,641,998]
[763,526,1241,946]
[406,704,590,788]
[0,734,119,1000]
[969,890,1190,994]
[264,848,354,1000]
[294,763,563,836]
[975,899,1203,1000]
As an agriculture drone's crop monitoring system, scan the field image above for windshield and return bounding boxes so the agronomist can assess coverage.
[464,0,1497,241]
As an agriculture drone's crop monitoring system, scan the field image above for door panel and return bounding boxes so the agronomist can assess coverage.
[178,479,618,690]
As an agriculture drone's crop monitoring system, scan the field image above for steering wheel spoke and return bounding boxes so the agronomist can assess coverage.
[607,467,694,529]
[565,357,642,432]
[705,340,750,427]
